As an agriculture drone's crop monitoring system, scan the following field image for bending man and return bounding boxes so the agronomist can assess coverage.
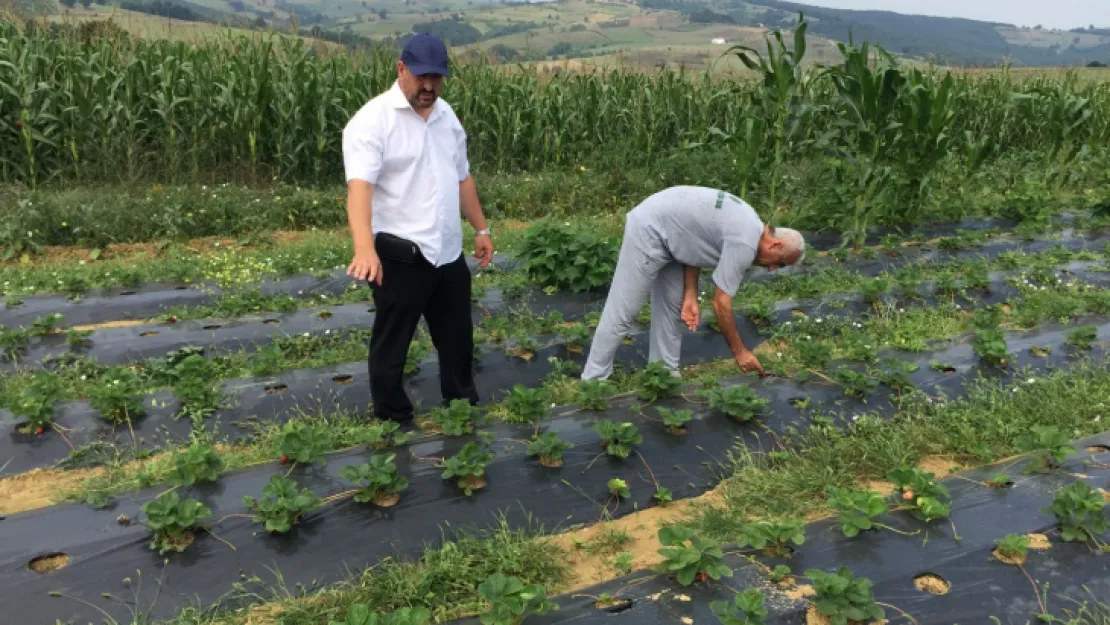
[581,186,805,381]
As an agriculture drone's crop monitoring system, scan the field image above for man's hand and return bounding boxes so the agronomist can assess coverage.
[474,234,493,268]
[735,348,764,375]
[681,295,699,331]
[348,246,383,285]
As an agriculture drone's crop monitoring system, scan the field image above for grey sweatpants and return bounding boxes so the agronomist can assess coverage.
[581,210,685,381]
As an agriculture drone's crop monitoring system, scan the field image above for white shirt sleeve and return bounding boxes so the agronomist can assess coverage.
[455,122,471,182]
[342,112,385,184]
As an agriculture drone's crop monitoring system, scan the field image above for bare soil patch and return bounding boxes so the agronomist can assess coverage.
[0,468,103,515]
[550,490,723,591]
[916,455,963,477]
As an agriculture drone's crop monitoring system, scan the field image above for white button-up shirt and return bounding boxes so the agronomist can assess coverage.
[342,81,471,267]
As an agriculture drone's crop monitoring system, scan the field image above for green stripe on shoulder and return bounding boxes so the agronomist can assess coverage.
[715,190,743,209]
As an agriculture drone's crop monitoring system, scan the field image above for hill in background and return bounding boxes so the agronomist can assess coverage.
[25,0,1110,69]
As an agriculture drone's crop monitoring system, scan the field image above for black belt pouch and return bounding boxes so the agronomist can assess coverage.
[374,232,420,264]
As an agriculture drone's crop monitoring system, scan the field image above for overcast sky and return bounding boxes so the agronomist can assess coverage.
[793,1,1110,30]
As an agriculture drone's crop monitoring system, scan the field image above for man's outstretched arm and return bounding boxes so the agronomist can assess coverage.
[712,287,763,374]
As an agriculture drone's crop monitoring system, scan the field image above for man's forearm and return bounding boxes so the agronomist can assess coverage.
[347,181,375,251]
[713,297,748,357]
[460,176,488,231]
[683,265,698,300]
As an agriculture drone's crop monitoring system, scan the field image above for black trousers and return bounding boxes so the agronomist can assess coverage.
[367,249,478,422]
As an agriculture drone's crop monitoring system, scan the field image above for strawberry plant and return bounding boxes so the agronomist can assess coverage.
[88,367,146,424]
[1046,481,1109,543]
[796,340,833,369]
[703,385,769,422]
[8,371,62,434]
[243,475,321,534]
[508,333,540,361]
[634,361,682,401]
[594,420,643,459]
[339,453,409,507]
[170,442,224,486]
[608,478,630,499]
[972,328,1009,367]
[654,487,673,505]
[66,328,93,348]
[1017,425,1076,473]
[482,316,510,343]
[994,534,1030,564]
[655,524,733,586]
[575,380,613,411]
[558,322,590,351]
[656,406,693,434]
[477,573,558,625]
[739,518,805,556]
[441,442,495,495]
[429,398,483,436]
[173,354,223,418]
[860,276,891,305]
[1066,325,1098,350]
[831,367,877,399]
[745,301,774,326]
[505,385,551,423]
[526,431,573,468]
[887,466,951,522]
[0,325,30,362]
[29,312,65,337]
[710,589,767,625]
[805,567,884,625]
[277,421,332,466]
[141,491,212,554]
[519,219,617,293]
[986,472,1012,488]
[328,604,431,625]
[826,486,889,537]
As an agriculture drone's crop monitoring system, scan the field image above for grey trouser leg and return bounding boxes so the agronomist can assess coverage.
[649,261,685,373]
[581,213,668,381]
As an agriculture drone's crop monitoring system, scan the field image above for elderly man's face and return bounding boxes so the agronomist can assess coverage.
[397,61,444,109]
[756,227,801,271]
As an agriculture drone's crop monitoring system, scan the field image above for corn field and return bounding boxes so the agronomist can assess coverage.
[1,18,1109,201]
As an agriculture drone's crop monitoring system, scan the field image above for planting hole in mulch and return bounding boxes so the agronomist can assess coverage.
[202,324,221,330]
[373,492,401,508]
[140,331,159,337]
[173,286,189,290]
[333,375,353,384]
[595,597,633,613]
[1086,445,1110,454]
[28,553,69,574]
[318,311,333,320]
[264,384,288,395]
[1027,533,1051,550]
[263,319,280,325]
[913,573,950,595]
[368,308,376,314]
[119,291,137,296]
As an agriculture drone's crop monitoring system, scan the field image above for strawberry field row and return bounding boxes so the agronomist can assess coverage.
[0,214,1103,329]
[2,260,1105,477]
[1,309,1106,625]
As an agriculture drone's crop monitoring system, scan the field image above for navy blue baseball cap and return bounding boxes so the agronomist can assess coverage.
[402,33,451,77]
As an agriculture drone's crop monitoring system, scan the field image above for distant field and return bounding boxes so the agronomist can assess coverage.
[997,25,1110,50]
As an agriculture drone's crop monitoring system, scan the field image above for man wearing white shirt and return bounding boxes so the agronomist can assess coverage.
[342,33,493,424]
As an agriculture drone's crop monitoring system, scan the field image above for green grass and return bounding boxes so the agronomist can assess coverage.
[153,517,569,625]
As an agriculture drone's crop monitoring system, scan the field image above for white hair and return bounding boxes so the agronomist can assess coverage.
[775,227,806,265]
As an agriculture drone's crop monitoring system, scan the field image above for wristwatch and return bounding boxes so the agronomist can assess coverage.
[476,228,491,237]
